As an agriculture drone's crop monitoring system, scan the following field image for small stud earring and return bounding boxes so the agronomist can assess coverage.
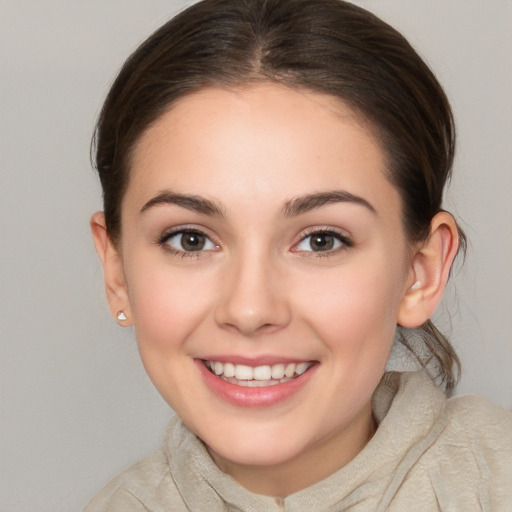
[117,311,128,321]
[410,281,421,291]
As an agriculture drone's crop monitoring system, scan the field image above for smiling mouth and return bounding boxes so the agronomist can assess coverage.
[203,360,313,387]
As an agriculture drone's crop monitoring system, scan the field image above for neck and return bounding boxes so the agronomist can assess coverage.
[208,402,376,497]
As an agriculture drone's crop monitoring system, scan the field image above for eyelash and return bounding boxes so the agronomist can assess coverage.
[157,227,219,259]
[293,228,353,256]
[157,226,353,259]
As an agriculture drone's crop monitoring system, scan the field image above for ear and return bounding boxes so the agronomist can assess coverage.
[90,212,132,326]
[397,212,459,328]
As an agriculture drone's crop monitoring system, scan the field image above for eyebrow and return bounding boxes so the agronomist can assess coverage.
[140,189,376,218]
[140,191,224,217]
[282,190,377,217]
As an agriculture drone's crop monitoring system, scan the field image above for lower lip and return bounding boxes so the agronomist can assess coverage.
[195,359,317,408]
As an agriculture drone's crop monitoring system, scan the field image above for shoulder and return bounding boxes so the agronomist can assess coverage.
[382,374,512,510]
[442,393,512,452]
[412,393,512,509]
[82,450,183,512]
[441,394,512,470]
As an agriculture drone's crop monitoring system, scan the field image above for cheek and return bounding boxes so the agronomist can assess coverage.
[300,259,405,356]
[124,259,218,406]
[125,258,214,353]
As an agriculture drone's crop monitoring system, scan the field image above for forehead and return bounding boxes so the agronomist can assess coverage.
[127,84,401,218]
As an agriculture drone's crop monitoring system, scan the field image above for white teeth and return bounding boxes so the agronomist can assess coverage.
[271,363,285,380]
[234,364,254,380]
[284,363,295,378]
[253,365,272,380]
[223,362,235,378]
[205,360,313,383]
[213,361,223,375]
[296,362,310,375]
[243,379,276,387]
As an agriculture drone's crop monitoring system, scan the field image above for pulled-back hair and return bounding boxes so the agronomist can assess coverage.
[93,0,465,392]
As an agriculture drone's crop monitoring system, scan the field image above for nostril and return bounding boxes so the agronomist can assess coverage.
[219,320,279,337]
[258,323,283,334]
[213,266,292,335]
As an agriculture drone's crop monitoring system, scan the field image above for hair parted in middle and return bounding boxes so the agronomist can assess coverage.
[93,0,465,392]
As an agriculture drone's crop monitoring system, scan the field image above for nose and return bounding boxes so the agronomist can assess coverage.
[214,251,291,337]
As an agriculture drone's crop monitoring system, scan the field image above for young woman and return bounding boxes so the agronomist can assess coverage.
[85,0,512,510]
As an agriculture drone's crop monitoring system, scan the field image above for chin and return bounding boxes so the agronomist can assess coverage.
[208,436,304,468]
[199,415,324,468]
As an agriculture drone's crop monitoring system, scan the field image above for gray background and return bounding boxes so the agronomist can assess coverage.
[1,1,511,511]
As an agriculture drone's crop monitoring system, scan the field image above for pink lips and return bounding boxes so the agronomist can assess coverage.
[195,358,317,408]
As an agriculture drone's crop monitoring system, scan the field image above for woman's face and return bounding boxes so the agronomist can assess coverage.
[117,84,414,489]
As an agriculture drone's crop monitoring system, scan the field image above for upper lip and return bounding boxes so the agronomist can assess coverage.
[197,355,315,366]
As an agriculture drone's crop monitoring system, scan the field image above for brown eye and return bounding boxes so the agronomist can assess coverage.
[310,233,335,251]
[163,230,216,252]
[181,232,206,251]
[295,230,351,253]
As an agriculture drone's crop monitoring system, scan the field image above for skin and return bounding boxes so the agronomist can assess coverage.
[92,83,458,496]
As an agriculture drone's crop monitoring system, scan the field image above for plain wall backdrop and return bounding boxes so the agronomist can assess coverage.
[1,1,511,510]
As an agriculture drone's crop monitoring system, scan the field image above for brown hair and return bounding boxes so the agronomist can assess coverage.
[93,0,465,392]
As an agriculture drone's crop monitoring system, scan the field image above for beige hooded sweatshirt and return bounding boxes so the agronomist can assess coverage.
[83,371,512,511]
